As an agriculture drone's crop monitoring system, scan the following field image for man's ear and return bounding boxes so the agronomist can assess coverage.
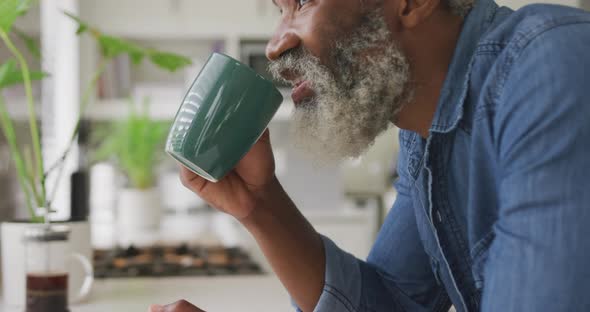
[396,0,441,29]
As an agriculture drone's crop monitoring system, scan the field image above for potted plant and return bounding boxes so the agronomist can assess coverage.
[0,0,191,307]
[93,100,170,247]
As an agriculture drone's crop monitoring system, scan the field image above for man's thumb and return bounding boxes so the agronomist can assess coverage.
[148,304,164,312]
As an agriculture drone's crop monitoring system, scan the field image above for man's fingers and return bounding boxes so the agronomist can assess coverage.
[149,300,206,312]
[179,166,208,194]
[171,300,205,311]
[148,304,163,312]
[258,129,271,144]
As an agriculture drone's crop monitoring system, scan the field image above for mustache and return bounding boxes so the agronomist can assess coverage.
[267,47,324,85]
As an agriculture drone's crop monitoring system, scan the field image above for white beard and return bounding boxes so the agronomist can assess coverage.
[269,11,411,163]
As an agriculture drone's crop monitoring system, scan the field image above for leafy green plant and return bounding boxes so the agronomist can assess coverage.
[93,99,170,190]
[64,12,192,72]
[0,0,191,222]
[0,0,46,221]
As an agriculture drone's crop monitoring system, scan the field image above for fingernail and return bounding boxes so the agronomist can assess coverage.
[149,304,163,312]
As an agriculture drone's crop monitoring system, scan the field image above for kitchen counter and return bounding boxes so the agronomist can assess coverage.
[1,275,293,312]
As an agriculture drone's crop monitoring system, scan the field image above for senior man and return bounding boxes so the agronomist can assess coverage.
[151,0,590,311]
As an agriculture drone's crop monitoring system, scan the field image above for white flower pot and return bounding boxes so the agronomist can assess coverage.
[0,221,92,309]
[117,188,162,247]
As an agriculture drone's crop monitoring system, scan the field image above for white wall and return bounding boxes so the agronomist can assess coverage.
[496,0,581,9]
[80,0,279,39]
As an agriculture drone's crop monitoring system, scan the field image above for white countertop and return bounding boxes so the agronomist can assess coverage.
[1,275,293,312]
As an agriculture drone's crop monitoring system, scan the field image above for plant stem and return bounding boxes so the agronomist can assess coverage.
[46,59,108,207]
[0,30,46,210]
[0,94,37,220]
[24,145,43,205]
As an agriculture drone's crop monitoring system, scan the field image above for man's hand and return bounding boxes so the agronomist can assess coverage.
[179,129,325,311]
[148,300,205,312]
[179,130,276,220]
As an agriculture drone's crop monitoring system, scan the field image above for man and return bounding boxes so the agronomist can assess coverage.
[151,0,590,311]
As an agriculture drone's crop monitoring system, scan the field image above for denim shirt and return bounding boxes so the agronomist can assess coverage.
[302,0,590,311]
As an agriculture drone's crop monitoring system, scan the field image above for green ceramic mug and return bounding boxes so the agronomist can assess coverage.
[166,52,283,182]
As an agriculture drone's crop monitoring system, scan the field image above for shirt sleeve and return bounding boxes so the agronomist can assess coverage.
[485,23,590,311]
[294,134,451,312]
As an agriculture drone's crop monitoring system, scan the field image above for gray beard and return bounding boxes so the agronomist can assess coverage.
[269,11,411,163]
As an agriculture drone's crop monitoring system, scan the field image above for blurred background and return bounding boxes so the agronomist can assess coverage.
[0,0,587,311]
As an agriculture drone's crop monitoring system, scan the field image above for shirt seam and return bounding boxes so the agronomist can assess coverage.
[431,137,478,308]
[323,283,357,312]
[470,230,496,260]
[432,288,452,312]
[414,181,469,312]
[474,42,506,55]
[493,18,590,106]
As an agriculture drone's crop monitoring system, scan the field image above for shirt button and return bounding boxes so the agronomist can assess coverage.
[431,258,442,285]
[436,210,443,223]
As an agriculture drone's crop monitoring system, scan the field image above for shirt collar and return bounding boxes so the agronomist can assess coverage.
[429,0,499,133]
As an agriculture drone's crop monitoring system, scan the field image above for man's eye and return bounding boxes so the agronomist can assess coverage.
[298,0,311,8]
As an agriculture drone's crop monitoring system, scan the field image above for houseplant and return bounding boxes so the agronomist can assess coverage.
[93,99,170,247]
[0,0,191,307]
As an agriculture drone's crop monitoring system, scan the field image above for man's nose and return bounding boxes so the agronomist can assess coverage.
[266,27,301,61]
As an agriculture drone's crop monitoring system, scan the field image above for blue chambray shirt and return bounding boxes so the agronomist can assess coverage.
[296,0,590,311]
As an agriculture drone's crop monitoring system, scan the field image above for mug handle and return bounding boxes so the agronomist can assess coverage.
[70,252,94,302]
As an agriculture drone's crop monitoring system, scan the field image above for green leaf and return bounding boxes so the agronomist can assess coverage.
[128,51,145,65]
[0,59,47,89]
[148,51,192,72]
[63,11,89,35]
[76,24,88,35]
[13,28,41,60]
[98,35,145,64]
[0,94,36,219]
[0,61,16,86]
[6,70,47,86]
[0,0,32,33]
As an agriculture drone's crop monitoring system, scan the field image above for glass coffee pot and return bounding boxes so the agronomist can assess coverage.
[24,225,93,312]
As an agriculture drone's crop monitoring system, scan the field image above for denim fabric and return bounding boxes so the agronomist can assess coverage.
[303,0,590,311]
